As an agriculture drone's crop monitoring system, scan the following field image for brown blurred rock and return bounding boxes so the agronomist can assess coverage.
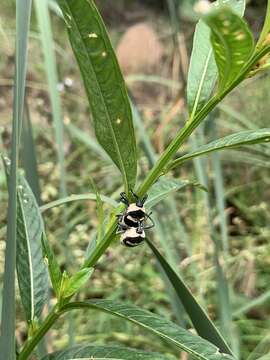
[116,23,164,74]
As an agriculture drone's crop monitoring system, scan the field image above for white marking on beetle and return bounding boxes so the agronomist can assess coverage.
[102,51,107,57]
[116,118,122,124]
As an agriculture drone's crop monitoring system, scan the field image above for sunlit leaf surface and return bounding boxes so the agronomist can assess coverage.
[56,0,137,192]
[204,6,254,92]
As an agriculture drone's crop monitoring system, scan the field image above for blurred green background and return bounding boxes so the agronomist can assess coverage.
[0,0,270,359]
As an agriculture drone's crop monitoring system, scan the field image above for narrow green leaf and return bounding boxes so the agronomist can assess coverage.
[145,177,205,209]
[21,103,41,203]
[41,344,169,360]
[16,173,49,322]
[187,20,217,116]
[166,128,270,171]
[233,289,270,318]
[256,0,270,49]
[145,238,233,356]
[41,232,62,299]
[66,123,111,162]
[40,193,117,213]
[247,334,270,360]
[0,1,32,358]
[204,6,255,92]
[56,0,137,192]
[62,300,236,360]
[34,0,67,198]
[89,179,105,243]
[61,267,94,298]
[187,0,245,116]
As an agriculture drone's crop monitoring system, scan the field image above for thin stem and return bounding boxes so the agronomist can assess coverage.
[18,307,60,360]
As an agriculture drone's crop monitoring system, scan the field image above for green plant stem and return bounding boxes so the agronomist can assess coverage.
[138,45,270,197]
[18,306,60,360]
[17,43,270,360]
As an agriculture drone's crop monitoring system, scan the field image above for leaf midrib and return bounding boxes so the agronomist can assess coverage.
[190,49,213,120]
[63,0,129,191]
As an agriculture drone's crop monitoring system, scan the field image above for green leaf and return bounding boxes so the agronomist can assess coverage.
[16,173,49,322]
[56,0,137,192]
[41,344,169,360]
[187,0,245,116]
[256,0,270,49]
[145,177,205,209]
[41,232,62,299]
[166,128,270,171]
[21,104,41,203]
[62,300,236,360]
[0,1,32,358]
[145,238,233,356]
[204,6,255,92]
[61,267,94,298]
[34,0,67,198]
[40,193,117,213]
[89,178,105,243]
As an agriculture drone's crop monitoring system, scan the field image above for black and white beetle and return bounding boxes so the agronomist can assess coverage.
[116,191,154,247]
[120,227,146,247]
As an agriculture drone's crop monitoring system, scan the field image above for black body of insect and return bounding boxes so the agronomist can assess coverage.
[117,191,154,247]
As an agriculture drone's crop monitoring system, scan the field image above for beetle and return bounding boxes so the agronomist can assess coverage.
[119,227,146,247]
[116,191,154,247]
[117,191,154,230]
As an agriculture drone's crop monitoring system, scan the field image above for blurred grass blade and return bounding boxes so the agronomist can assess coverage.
[145,177,205,209]
[210,121,233,347]
[211,151,229,255]
[34,0,67,198]
[66,123,111,162]
[0,1,32,359]
[233,289,270,318]
[40,193,117,213]
[62,300,236,360]
[247,334,270,360]
[204,6,254,92]
[21,102,41,203]
[41,344,169,360]
[89,179,105,243]
[56,0,137,193]
[16,172,49,323]
[256,0,270,49]
[187,0,245,117]
[190,123,235,351]
[166,128,270,171]
[145,238,233,356]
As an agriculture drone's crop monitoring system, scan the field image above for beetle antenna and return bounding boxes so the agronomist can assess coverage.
[119,192,129,206]
[131,190,139,201]
[141,194,148,205]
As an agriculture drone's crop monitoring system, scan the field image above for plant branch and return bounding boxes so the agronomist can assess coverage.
[18,306,60,360]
